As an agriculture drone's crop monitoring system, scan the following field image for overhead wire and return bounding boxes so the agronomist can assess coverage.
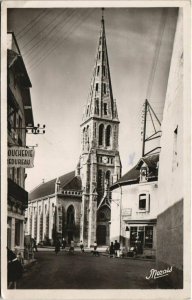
[23,8,76,61]
[146,8,168,101]
[16,9,50,40]
[22,9,67,51]
[26,9,79,69]
[28,9,94,72]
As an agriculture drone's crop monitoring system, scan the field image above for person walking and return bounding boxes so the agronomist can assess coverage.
[62,238,66,250]
[55,239,61,255]
[93,241,99,256]
[32,238,38,252]
[79,240,84,253]
[109,242,115,258]
[114,240,120,257]
[70,240,75,254]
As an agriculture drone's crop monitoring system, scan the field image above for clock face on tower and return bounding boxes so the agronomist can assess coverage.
[102,156,108,164]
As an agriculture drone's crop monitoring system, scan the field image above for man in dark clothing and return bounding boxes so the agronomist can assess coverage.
[7,247,23,288]
[114,240,120,257]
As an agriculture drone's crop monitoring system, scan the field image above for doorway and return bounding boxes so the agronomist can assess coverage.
[96,225,106,245]
[67,231,73,245]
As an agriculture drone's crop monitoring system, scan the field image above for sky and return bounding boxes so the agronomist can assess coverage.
[7,7,178,192]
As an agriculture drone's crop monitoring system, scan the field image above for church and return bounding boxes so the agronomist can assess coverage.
[26,13,121,247]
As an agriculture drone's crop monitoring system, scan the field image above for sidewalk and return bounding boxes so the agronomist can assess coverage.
[36,246,155,261]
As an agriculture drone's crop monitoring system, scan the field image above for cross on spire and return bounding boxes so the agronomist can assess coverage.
[101,7,105,21]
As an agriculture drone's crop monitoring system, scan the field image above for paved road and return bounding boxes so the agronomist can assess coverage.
[17,250,158,289]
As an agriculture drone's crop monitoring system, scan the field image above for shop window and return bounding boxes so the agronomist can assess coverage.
[130,226,153,249]
[130,227,137,247]
[144,226,153,248]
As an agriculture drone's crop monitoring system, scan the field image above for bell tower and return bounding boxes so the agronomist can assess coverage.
[77,10,121,247]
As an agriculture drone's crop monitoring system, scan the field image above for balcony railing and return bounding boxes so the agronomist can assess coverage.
[8,178,28,209]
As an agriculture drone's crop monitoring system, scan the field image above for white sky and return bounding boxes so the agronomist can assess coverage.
[7,7,178,192]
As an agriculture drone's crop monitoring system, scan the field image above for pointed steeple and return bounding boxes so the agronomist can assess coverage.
[82,10,119,123]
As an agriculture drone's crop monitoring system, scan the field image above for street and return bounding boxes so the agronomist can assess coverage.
[17,249,159,289]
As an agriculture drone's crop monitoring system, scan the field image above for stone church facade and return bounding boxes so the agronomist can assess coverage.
[26,15,121,247]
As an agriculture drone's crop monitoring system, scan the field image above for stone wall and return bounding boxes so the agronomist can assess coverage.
[156,199,183,288]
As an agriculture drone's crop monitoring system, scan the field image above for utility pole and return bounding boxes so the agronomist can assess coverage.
[142,99,148,157]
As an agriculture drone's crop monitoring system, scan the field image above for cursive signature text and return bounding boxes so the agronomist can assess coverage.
[146,266,173,280]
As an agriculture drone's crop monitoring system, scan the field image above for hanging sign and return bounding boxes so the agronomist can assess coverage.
[8,147,35,168]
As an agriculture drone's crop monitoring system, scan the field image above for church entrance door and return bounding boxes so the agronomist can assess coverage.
[96,225,106,245]
[67,231,73,245]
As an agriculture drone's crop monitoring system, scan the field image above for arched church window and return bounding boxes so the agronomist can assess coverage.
[103,66,106,77]
[104,103,108,115]
[95,99,99,114]
[106,170,111,186]
[87,126,89,150]
[99,124,104,146]
[97,169,103,192]
[106,125,111,146]
[103,83,106,95]
[97,66,100,76]
[83,127,86,150]
[67,205,75,225]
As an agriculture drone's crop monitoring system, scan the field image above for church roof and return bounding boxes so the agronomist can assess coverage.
[29,171,82,201]
[111,154,159,190]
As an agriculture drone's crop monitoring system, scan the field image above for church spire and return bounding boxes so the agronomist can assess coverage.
[82,9,119,123]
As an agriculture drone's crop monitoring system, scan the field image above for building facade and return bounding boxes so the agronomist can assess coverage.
[76,15,121,247]
[156,8,184,288]
[27,171,82,245]
[7,32,34,256]
[110,154,159,257]
[27,15,121,248]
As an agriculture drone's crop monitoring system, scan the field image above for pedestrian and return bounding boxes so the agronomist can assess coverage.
[32,238,38,252]
[93,241,99,256]
[109,242,115,258]
[62,238,66,250]
[79,240,84,253]
[55,239,61,255]
[114,240,120,257]
[114,240,118,257]
[69,240,74,254]
[7,247,23,289]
